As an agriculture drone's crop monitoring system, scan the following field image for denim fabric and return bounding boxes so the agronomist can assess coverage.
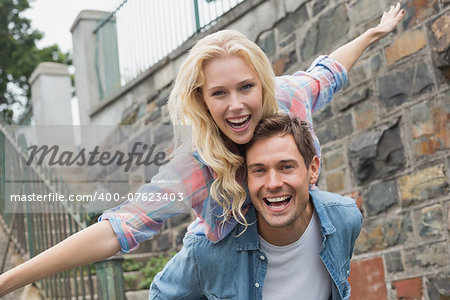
[149,190,362,300]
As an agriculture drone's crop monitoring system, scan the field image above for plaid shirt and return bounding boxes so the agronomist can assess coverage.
[99,55,347,253]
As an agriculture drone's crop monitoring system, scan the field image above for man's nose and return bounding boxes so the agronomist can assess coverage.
[265,170,283,190]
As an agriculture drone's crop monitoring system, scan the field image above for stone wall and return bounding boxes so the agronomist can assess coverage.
[72,0,449,298]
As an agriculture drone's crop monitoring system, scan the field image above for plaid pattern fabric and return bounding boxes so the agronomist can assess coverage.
[99,55,347,253]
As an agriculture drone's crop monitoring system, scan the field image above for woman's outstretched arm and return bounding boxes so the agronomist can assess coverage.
[329,2,405,71]
[0,220,120,297]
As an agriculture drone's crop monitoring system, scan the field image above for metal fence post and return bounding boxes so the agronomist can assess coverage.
[193,0,201,32]
[94,257,125,300]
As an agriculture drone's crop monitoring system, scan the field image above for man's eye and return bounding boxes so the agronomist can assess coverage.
[241,83,254,90]
[252,168,264,174]
[282,165,293,171]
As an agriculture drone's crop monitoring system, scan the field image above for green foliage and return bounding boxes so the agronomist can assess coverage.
[122,257,144,272]
[138,253,176,289]
[0,0,71,122]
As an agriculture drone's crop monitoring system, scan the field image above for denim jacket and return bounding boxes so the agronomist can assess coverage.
[149,190,362,300]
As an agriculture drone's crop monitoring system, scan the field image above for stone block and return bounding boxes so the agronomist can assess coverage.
[385,251,404,273]
[176,227,188,246]
[145,109,161,124]
[392,277,423,300]
[146,100,156,114]
[419,204,444,237]
[256,30,275,57]
[283,50,298,73]
[355,215,412,253]
[323,151,345,171]
[385,29,427,66]
[301,5,349,60]
[156,233,171,251]
[426,272,450,300]
[324,170,345,193]
[365,180,398,216]
[312,104,332,126]
[354,100,376,130]
[301,24,318,61]
[272,55,289,76]
[170,213,192,228]
[429,13,450,80]
[337,86,370,111]
[155,84,172,107]
[348,122,405,184]
[404,242,448,271]
[348,53,382,86]
[275,4,308,39]
[278,34,295,49]
[348,257,387,300]
[144,163,160,182]
[350,0,382,26]
[316,113,353,145]
[153,124,173,146]
[378,61,434,108]
[402,0,438,29]
[312,0,329,16]
[397,165,448,206]
[317,5,349,52]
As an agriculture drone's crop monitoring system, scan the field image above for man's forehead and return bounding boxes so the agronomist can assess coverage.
[246,134,302,164]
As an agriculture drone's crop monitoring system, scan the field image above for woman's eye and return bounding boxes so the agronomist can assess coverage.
[241,83,254,91]
[211,90,225,97]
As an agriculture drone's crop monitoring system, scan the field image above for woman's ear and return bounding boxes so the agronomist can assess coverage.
[308,156,320,184]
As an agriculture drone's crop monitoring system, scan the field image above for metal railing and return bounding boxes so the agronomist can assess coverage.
[0,121,125,299]
[94,0,245,99]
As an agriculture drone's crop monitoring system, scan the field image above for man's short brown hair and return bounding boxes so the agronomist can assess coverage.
[245,114,316,167]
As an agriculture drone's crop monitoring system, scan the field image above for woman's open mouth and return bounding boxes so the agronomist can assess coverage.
[226,115,251,132]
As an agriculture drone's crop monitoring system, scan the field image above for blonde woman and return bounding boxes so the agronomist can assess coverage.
[0,3,404,296]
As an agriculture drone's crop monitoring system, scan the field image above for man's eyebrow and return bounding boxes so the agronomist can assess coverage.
[280,159,298,164]
[247,159,298,168]
[247,162,264,169]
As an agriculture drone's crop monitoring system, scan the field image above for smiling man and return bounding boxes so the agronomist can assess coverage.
[149,114,362,300]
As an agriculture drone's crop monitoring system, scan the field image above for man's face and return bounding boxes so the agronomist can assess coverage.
[246,134,319,242]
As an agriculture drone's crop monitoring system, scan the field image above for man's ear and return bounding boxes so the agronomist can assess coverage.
[308,156,320,184]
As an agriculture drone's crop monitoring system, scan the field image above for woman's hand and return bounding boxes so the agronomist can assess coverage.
[373,2,406,41]
[329,2,405,71]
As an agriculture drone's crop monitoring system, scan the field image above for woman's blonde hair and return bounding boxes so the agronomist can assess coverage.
[168,30,278,229]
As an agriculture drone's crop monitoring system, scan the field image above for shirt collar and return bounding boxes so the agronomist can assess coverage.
[235,205,260,251]
[310,190,336,235]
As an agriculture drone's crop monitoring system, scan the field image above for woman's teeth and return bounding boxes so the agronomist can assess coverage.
[227,116,250,128]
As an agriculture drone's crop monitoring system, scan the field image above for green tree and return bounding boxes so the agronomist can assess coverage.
[0,0,71,123]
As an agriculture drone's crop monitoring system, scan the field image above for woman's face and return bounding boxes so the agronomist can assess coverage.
[202,55,263,145]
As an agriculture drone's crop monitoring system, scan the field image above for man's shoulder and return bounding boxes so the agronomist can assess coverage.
[311,190,357,207]
[311,190,362,231]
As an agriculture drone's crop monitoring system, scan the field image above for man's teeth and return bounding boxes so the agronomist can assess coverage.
[227,116,249,124]
[265,196,290,203]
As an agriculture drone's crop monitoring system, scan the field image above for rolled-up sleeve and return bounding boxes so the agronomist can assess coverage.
[276,55,348,118]
[99,150,211,253]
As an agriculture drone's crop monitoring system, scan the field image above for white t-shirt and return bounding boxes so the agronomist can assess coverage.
[259,212,332,300]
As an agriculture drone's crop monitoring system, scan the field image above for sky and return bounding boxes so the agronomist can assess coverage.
[23,0,120,53]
